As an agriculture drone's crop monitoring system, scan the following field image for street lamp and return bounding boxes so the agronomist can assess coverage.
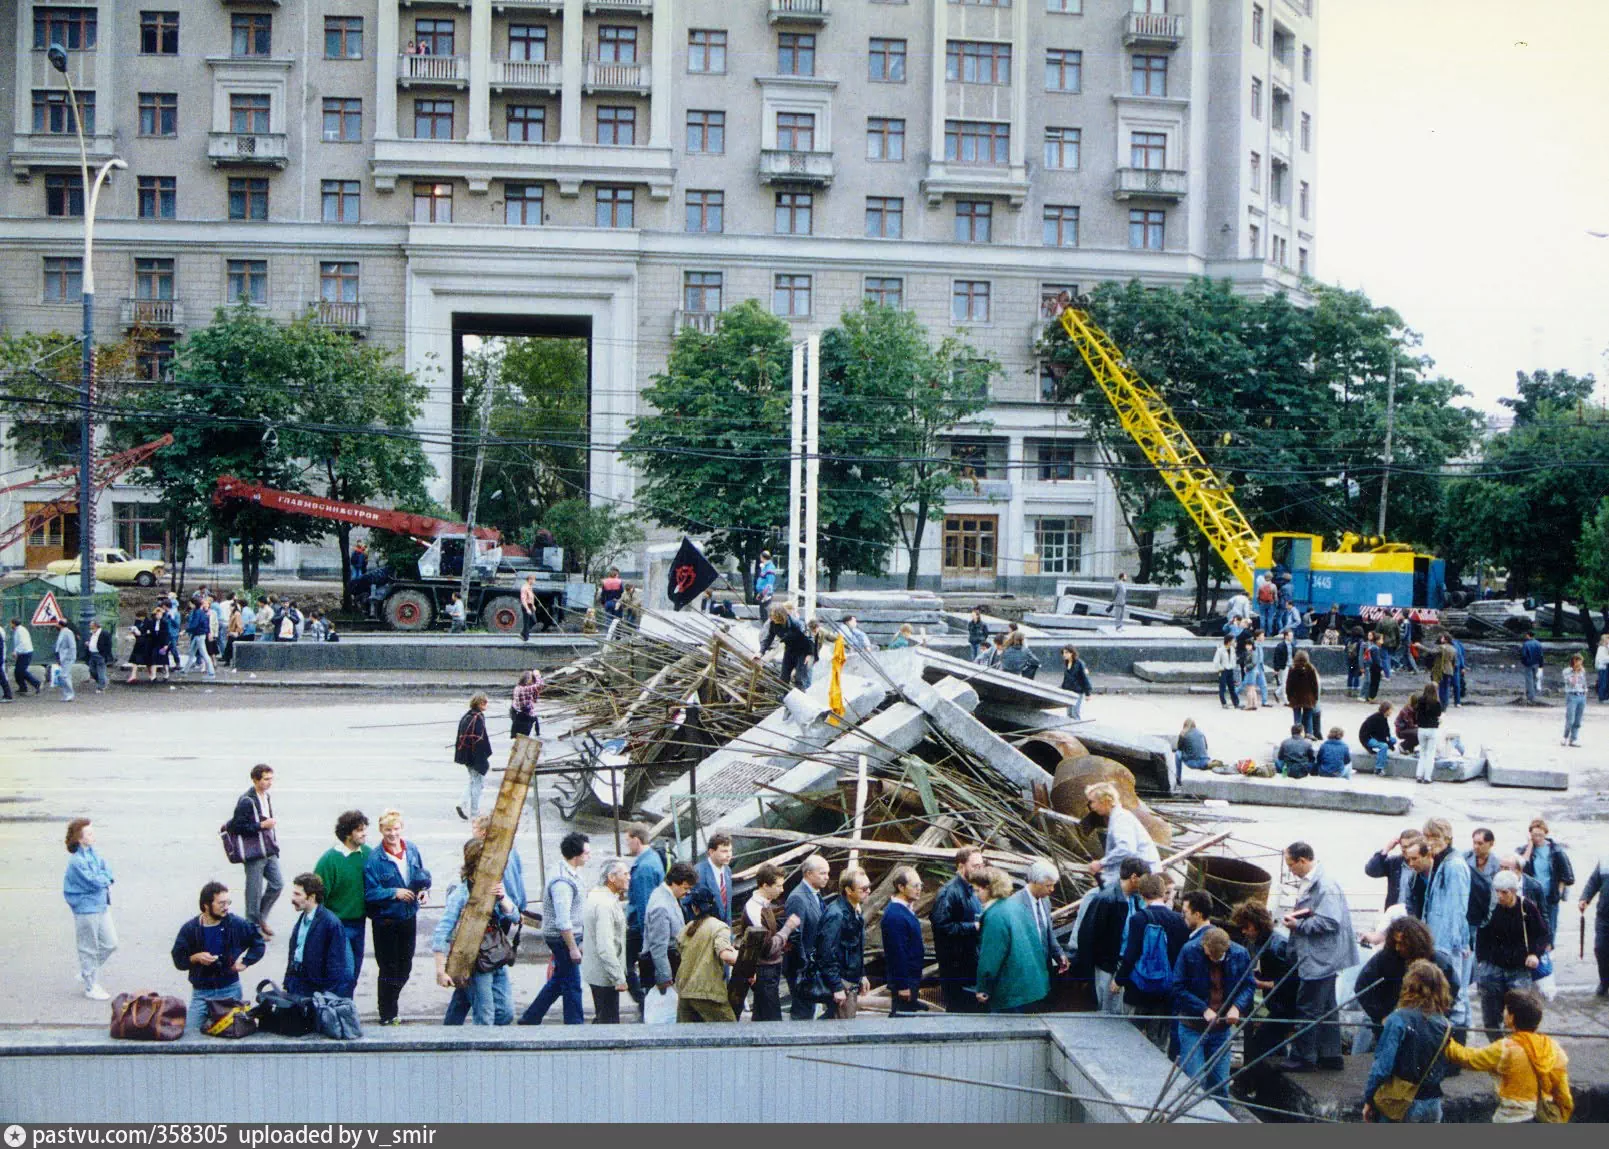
[47,44,124,639]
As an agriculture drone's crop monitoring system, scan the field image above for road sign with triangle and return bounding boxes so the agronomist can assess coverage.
[31,590,65,627]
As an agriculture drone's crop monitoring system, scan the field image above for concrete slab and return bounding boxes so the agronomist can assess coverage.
[1488,761,1570,790]
[1351,749,1487,783]
[915,647,1087,709]
[1132,661,1218,684]
[939,612,1051,640]
[908,679,1054,792]
[1064,721,1178,796]
[1179,773,1414,815]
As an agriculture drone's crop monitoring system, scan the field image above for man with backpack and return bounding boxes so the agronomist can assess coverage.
[1112,873,1189,1050]
[1256,572,1279,636]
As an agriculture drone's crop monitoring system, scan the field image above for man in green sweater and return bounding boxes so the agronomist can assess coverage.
[313,810,371,997]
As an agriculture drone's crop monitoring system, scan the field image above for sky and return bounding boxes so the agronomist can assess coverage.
[1316,0,1609,413]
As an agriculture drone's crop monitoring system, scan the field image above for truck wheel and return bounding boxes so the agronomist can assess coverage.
[135,572,156,587]
[482,596,523,635]
[384,589,436,632]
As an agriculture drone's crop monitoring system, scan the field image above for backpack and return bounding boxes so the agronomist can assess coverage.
[1467,865,1492,930]
[1257,581,1276,604]
[1128,920,1174,996]
[251,980,318,1037]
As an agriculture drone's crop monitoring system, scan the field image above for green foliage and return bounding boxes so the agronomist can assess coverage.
[1499,369,1598,426]
[544,497,645,582]
[368,495,454,577]
[1572,499,1609,645]
[1,329,141,467]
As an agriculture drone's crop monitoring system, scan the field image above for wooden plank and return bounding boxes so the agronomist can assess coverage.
[733,840,817,881]
[445,734,542,983]
[1049,830,1232,923]
[729,825,1034,870]
[847,753,870,871]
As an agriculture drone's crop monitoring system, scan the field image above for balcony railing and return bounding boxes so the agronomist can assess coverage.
[206,131,289,168]
[493,0,562,8]
[1269,127,1292,157]
[1111,167,1188,201]
[758,148,835,186]
[492,57,560,87]
[768,0,828,23]
[306,300,367,330]
[583,59,648,92]
[1270,55,1293,89]
[1123,11,1183,49]
[121,298,184,328]
[586,0,653,11]
[674,310,720,335]
[396,54,469,84]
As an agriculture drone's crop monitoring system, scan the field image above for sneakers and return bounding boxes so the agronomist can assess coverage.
[455,805,468,820]
[379,1017,402,1026]
[85,984,110,1001]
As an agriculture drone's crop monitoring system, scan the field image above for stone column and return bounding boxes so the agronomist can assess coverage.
[375,0,399,138]
[468,0,491,141]
[560,0,584,144]
[647,0,671,148]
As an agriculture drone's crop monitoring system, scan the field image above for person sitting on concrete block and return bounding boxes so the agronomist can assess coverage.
[1277,725,1316,779]
[1314,727,1354,779]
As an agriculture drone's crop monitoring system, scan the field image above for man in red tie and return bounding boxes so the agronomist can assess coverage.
[687,833,734,924]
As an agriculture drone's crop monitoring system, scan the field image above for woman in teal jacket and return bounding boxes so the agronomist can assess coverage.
[973,868,1049,1013]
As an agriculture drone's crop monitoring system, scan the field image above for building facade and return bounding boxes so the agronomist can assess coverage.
[0,0,1316,589]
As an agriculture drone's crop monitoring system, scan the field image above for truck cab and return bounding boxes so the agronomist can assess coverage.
[1256,532,1444,617]
[417,534,502,580]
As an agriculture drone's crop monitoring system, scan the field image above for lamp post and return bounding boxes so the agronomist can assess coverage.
[48,44,124,637]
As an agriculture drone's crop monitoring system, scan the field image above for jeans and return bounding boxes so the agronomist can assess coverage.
[242,855,284,926]
[1454,669,1466,705]
[1564,693,1586,742]
[1175,751,1211,787]
[1598,665,1609,703]
[1365,738,1395,772]
[1067,693,1084,720]
[969,642,982,662]
[73,910,118,989]
[521,940,585,1025]
[1380,1098,1443,1123]
[187,982,243,1036]
[57,659,75,701]
[87,653,107,690]
[1291,975,1342,1063]
[1292,706,1319,738]
[1437,678,1451,709]
[1544,900,1560,943]
[15,652,41,693]
[1247,668,1269,705]
[1347,669,1361,695]
[1259,603,1278,635]
[1176,1023,1231,1100]
[1094,967,1127,1015]
[1218,669,1241,708]
[443,968,513,1025]
[1477,962,1534,1032]
[339,918,366,997]
[1416,728,1441,782]
[372,916,417,1023]
[462,768,485,818]
[186,634,215,675]
[1524,666,1541,703]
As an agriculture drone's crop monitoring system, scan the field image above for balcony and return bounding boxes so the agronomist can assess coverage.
[305,300,368,333]
[768,0,828,23]
[1268,200,1290,228]
[758,148,835,187]
[583,59,648,93]
[1270,55,1294,89]
[1269,127,1292,158]
[371,137,675,197]
[586,0,654,11]
[396,54,469,87]
[1112,167,1188,201]
[921,161,1031,207]
[673,310,720,335]
[1123,11,1184,50]
[492,0,563,9]
[206,132,289,169]
[121,298,186,330]
[492,58,561,90]
[8,132,118,180]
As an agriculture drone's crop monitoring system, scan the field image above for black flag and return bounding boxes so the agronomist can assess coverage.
[666,536,720,611]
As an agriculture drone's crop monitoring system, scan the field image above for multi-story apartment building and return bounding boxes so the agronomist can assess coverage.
[0,0,1316,590]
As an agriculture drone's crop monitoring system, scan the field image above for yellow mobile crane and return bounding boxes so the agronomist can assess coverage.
[1053,295,1445,619]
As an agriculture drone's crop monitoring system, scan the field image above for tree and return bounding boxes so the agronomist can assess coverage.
[544,497,645,582]
[1499,368,1598,426]
[2,329,142,466]
[1570,496,1609,647]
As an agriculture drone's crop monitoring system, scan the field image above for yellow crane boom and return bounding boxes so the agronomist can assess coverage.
[1056,301,1260,594]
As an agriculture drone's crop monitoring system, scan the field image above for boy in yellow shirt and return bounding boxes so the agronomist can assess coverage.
[1446,987,1572,1123]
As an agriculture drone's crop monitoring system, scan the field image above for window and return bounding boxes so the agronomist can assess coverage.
[773,274,811,317]
[685,190,723,233]
[226,259,267,306]
[1271,87,1290,131]
[955,200,992,243]
[1040,365,1059,402]
[943,515,998,575]
[1251,77,1263,120]
[415,19,454,56]
[952,280,990,323]
[944,120,1009,164]
[1131,54,1167,97]
[507,105,545,142]
[1033,444,1091,481]
[412,181,452,223]
[1130,131,1166,169]
[43,257,82,303]
[1133,0,1167,11]
[864,277,903,308]
[776,112,815,151]
[1248,222,1259,258]
[1249,150,1261,190]
[1034,516,1091,573]
[778,33,815,76]
[229,93,270,134]
[45,174,83,217]
[1272,235,1287,267]
[869,38,906,81]
[414,99,454,139]
[1302,44,1312,82]
[135,258,175,301]
[1299,180,1310,219]
[32,90,93,135]
[949,441,993,478]
[115,502,169,561]
[325,16,362,59]
[1040,283,1078,318]
[1270,159,1288,204]
[509,25,546,62]
[1043,205,1079,247]
[136,339,175,382]
[231,13,271,57]
[1298,247,1309,276]
[946,41,1011,84]
[228,177,268,221]
[686,110,724,153]
[1043,126,1080,169]
[320,261,359,303]
[1251,4,1263,46]
[775,191,813,235]
[597,26,637,63]
[138,92,178,137]
[1129,208,1164,250]
[596,186,634,228]
[322,98,362,142]
[865,196,903,239]
[1046,0,1082,11]
[688,29,727,73]
[137,176,176,220]
[1045,48,1081,91]
[1300,112,1311,151]
[597,106,635,146]
[33,8,96,51]
[505,184,543,226]
[321,180,360,223]
[683,271,722,314]
[867,117,905,161]
[139,11,178,55]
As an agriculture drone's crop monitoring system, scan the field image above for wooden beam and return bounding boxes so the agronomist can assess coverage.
[1050,830,1233,923]
[847,753,869,871]
[730,825,1034,870]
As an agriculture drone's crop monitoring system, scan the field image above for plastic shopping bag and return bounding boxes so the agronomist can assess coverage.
[642,985,679,1025]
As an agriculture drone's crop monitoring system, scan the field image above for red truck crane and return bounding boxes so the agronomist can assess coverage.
[212,477,566,632]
